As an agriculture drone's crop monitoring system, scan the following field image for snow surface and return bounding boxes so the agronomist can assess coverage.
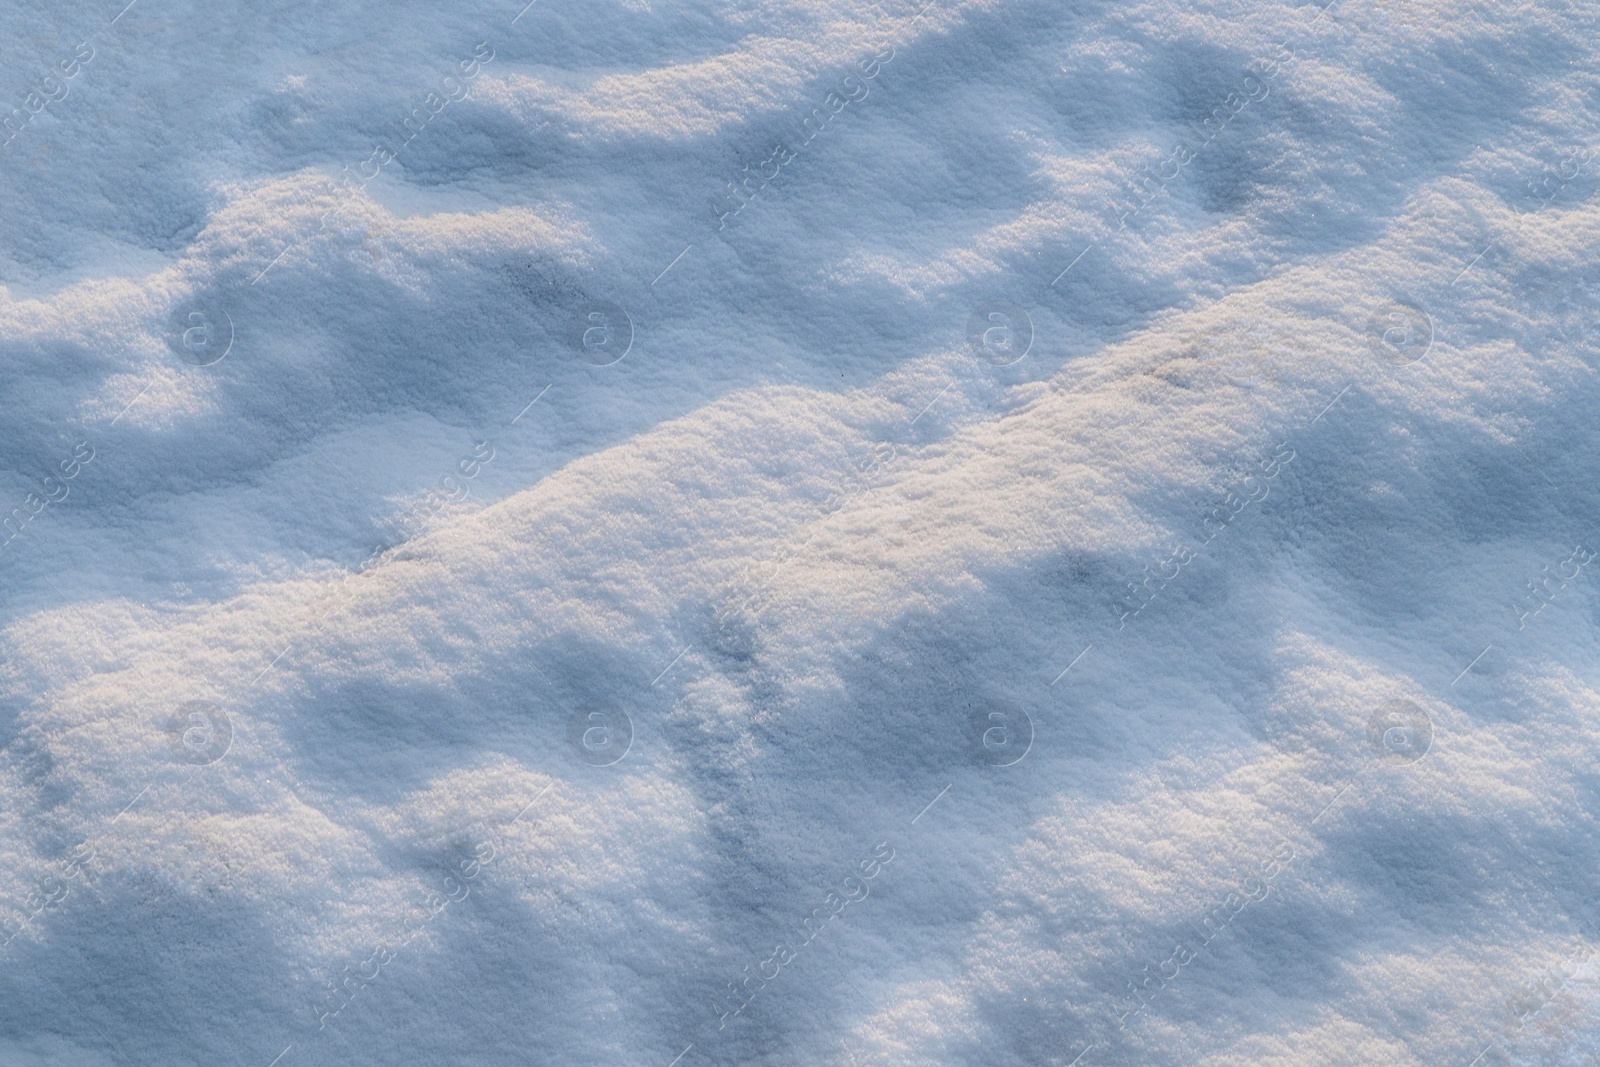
[3,0,1600,1064]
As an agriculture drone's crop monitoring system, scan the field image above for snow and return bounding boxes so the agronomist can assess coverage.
[3,0,1600,1064]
